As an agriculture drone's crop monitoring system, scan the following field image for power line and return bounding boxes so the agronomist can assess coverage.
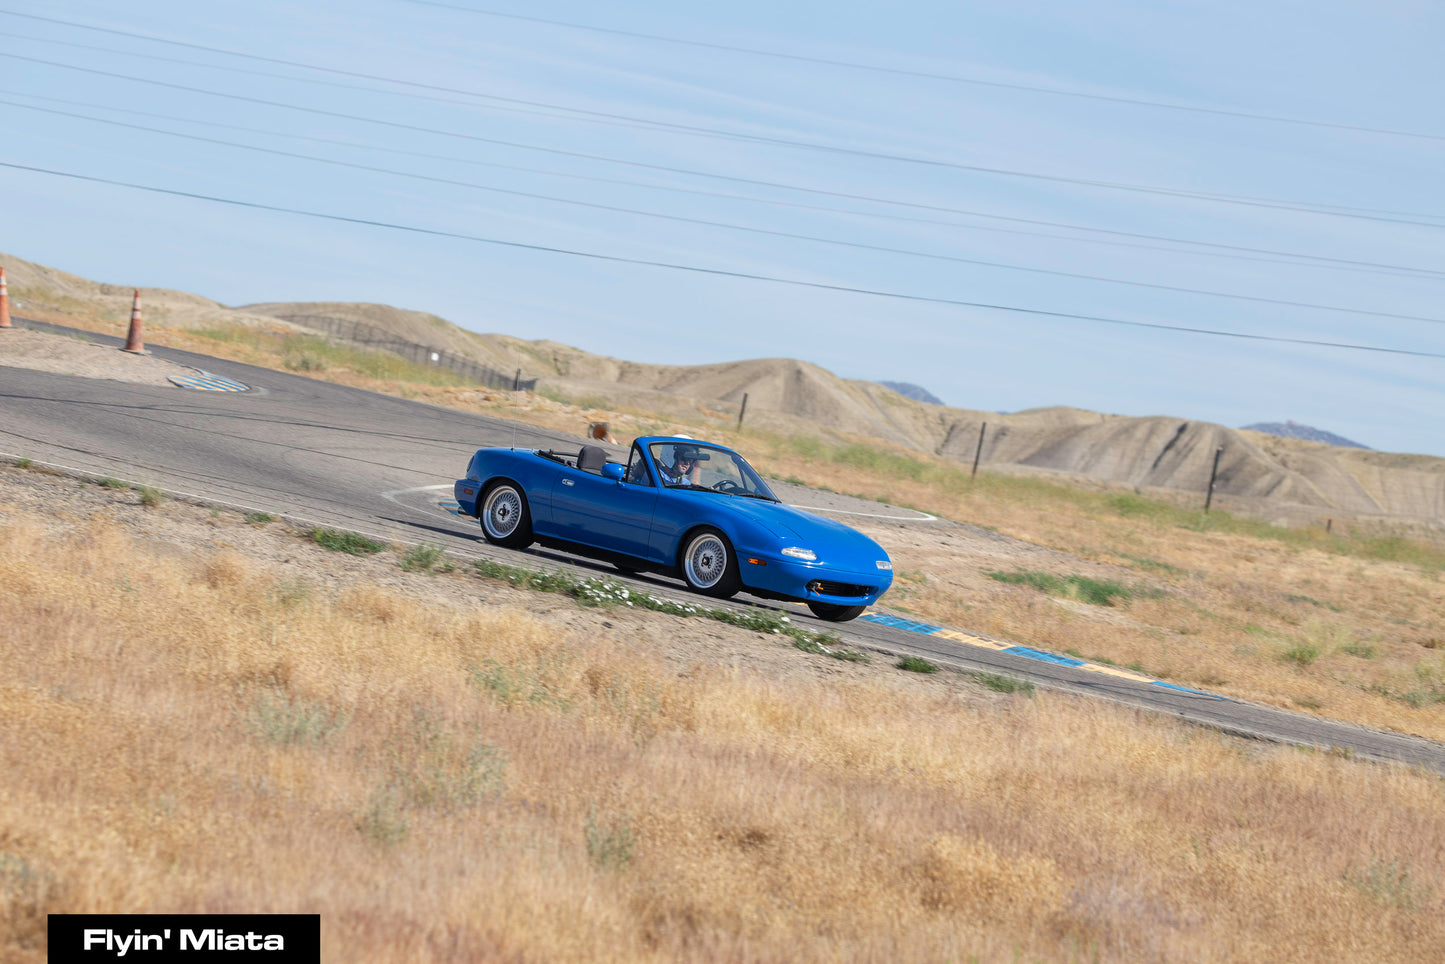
[400,1,1445,144]
[10,3,1445,147]
[8,88,1440,284]
[11,96,1445,328]
[5,158,1443,360]
[7,44,1445,229]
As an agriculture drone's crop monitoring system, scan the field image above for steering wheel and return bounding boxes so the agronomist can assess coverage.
[712,479,744,493]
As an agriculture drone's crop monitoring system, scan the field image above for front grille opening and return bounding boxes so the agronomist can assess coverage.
[806,580,872,598]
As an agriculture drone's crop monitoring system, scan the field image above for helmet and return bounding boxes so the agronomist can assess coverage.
[673,444,708,462]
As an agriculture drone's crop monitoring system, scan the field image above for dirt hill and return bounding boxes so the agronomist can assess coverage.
[5,250,1443,529]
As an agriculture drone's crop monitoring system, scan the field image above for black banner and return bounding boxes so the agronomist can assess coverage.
[48,915,319,963]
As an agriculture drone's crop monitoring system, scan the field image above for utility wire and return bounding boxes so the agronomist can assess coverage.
[4,158,1443,360]
[6,46,1445,228]
[11,96,1445,328]
[7,87,1440,282]
[0,28,708,139]
[401,0,1445,144]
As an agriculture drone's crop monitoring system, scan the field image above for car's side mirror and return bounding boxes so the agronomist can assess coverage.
[601,463,625,482]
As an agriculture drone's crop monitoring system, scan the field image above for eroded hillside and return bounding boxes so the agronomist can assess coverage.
[5,249,1443,528]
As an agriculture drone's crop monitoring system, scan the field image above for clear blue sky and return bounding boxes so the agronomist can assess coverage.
[3,1,1443,454]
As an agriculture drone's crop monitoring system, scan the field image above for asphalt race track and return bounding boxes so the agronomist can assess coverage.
[4,324,1444,774]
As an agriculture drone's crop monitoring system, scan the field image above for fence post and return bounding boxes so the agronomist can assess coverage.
[1204,445,1224,513]
[513,368,521,391]
[971,422,987,478]
[736,392,749,430]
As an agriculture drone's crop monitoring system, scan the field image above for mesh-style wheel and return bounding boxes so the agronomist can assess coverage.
[480,482,532,549]
[680,528,740,598]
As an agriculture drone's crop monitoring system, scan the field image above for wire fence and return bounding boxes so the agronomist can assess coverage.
[276,313,535,391]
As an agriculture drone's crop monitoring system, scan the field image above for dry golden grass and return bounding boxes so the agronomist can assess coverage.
[3,509,1444,962]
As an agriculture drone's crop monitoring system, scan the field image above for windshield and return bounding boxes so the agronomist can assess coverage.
[646,441,778,501]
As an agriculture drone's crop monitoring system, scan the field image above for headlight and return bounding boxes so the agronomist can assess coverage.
[876,560,892,570]
[781,547,816,561]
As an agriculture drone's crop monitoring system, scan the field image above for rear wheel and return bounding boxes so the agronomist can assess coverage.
[807,602,866,622]
[679,527,740,598]
[480,481,533,549]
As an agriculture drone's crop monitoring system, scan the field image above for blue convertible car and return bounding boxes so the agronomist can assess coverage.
[454,436,892,621]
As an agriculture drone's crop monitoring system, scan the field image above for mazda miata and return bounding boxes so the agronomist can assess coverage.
[454,436,892,620]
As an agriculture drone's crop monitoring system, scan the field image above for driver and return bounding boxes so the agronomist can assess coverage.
[658,443,706,486]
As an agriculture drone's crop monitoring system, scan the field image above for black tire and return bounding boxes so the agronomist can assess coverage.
[807,602,866,622]
[479,481,533,549]
[679,527,741,599]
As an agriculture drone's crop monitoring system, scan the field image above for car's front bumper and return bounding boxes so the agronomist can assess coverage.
[739,553,892,606]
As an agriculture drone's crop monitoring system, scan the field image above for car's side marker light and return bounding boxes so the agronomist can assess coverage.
[747,558,767,565]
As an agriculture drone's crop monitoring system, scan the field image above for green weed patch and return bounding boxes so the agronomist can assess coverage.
[986,569,1149,606]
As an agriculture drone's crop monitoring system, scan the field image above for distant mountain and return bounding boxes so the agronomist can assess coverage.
[1241,421,1371,450]
[879,381,944,405]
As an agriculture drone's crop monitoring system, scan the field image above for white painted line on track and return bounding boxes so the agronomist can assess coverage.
[380,483,459,523]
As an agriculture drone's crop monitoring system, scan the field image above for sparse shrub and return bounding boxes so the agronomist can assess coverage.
[400,543,446,572]
[1108,493,1155,517]
[245,511,277,525]
[395,733,507,812]
[972,672,1034,695]
[986,569,1147,606]
[1346,859,1433,911]
[269,578,310,608]
[1342,640,1378,659]
[357,792,408,847]
[897,655,939,674]
[468,659,571,711]
[308,527,387,554]
[14,458,31,469]
[1119,552,1190,576]
[793,633,868,661]
[136,486,163,508]
[96,476,127,490]
[284,350,327,372]
[1283,643,1321,667]
[584,809,635,871]
[245,687,348,745]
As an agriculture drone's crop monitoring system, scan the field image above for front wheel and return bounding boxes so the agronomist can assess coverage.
[807,602,866,622]
[679,527,740,598]
[480,481,533,549]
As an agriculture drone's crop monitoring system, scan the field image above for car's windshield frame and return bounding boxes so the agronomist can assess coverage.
[643,441,778,501]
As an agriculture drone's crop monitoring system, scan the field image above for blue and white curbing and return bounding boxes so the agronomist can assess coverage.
[167,370,249,392]
[858,611,1227,699]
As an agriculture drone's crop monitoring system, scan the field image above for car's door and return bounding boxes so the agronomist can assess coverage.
[549,449,658,559]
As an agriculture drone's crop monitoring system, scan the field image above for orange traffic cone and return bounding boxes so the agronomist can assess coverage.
[0,267,11,329]
[122,289,146,354]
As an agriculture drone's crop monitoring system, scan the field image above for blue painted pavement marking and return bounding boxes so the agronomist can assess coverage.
[439,499,463,516]
[858,609,1229,701]
[1000,645,1088,667]
[857,612,945,634]
[168,370,249,391]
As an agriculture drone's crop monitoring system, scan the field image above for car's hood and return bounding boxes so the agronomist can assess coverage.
[727,498,887,561]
